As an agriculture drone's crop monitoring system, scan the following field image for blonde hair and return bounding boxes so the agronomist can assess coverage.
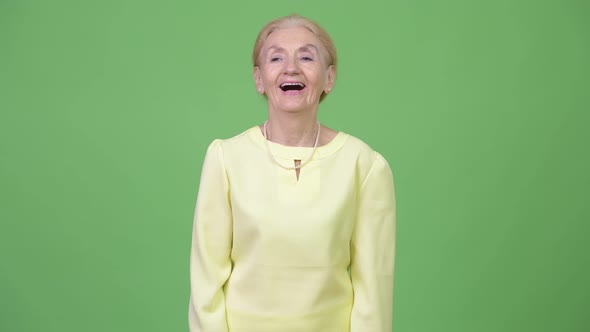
[252,14,337,102]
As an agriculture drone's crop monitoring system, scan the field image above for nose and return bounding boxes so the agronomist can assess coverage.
[283,56,300,75]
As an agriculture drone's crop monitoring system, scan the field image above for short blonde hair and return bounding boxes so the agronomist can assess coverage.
[252,14,337,102]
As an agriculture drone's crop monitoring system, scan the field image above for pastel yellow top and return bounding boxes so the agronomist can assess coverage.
[189,126,396,332]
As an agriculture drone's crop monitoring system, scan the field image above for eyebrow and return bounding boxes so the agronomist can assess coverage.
[267,43,320,54]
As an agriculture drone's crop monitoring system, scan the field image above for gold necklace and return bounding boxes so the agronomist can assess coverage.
[263,120,321,170]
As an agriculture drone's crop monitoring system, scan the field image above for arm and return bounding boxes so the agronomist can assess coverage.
[350,152,396,332]
[188,139,233,332]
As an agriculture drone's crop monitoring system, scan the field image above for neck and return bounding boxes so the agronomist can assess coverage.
[266,111,319,147]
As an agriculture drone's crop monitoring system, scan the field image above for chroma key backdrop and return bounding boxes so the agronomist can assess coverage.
[1,0,588,331]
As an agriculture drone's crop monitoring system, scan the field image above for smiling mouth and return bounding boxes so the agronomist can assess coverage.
[280,82,306,92]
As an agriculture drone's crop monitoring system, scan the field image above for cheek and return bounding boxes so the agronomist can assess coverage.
[261,70,278,85]
[311,73,328,88]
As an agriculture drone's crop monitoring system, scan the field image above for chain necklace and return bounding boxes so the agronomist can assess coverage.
[263,120,321,170]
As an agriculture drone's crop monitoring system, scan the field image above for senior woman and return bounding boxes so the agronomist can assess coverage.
[188,14,396,332]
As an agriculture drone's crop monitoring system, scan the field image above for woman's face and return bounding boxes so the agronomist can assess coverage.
[254,26,335,114]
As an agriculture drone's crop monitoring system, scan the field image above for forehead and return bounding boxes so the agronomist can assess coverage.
[262,26,322,51]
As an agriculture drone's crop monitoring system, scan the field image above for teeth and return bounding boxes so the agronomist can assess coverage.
[280,82,305,87]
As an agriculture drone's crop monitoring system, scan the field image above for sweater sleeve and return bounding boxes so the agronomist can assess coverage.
[188,139,233,332]
[350,152,396,332]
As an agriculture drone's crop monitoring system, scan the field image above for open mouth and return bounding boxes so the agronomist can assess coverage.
[280,82,306,92]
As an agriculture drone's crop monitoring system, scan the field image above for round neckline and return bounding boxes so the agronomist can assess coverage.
[247,125,349,160]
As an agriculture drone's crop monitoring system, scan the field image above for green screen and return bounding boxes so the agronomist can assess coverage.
[1,0,588,331]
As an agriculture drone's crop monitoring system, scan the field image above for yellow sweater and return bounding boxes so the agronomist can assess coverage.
[189,126,396,332]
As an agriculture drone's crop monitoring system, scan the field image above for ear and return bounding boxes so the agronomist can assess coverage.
[324,65,336,94]
[253,66,264,94]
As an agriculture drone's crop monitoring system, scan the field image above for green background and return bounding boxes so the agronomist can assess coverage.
[1,0,588,331]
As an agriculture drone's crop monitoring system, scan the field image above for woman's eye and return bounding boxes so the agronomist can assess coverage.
[270,57,281,62]
[301,56,313,61]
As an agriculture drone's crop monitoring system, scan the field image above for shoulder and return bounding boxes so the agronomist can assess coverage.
[338,132,393,185]
[201,127,257,172]
[205,126,258,152]
[342,132,391,167]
